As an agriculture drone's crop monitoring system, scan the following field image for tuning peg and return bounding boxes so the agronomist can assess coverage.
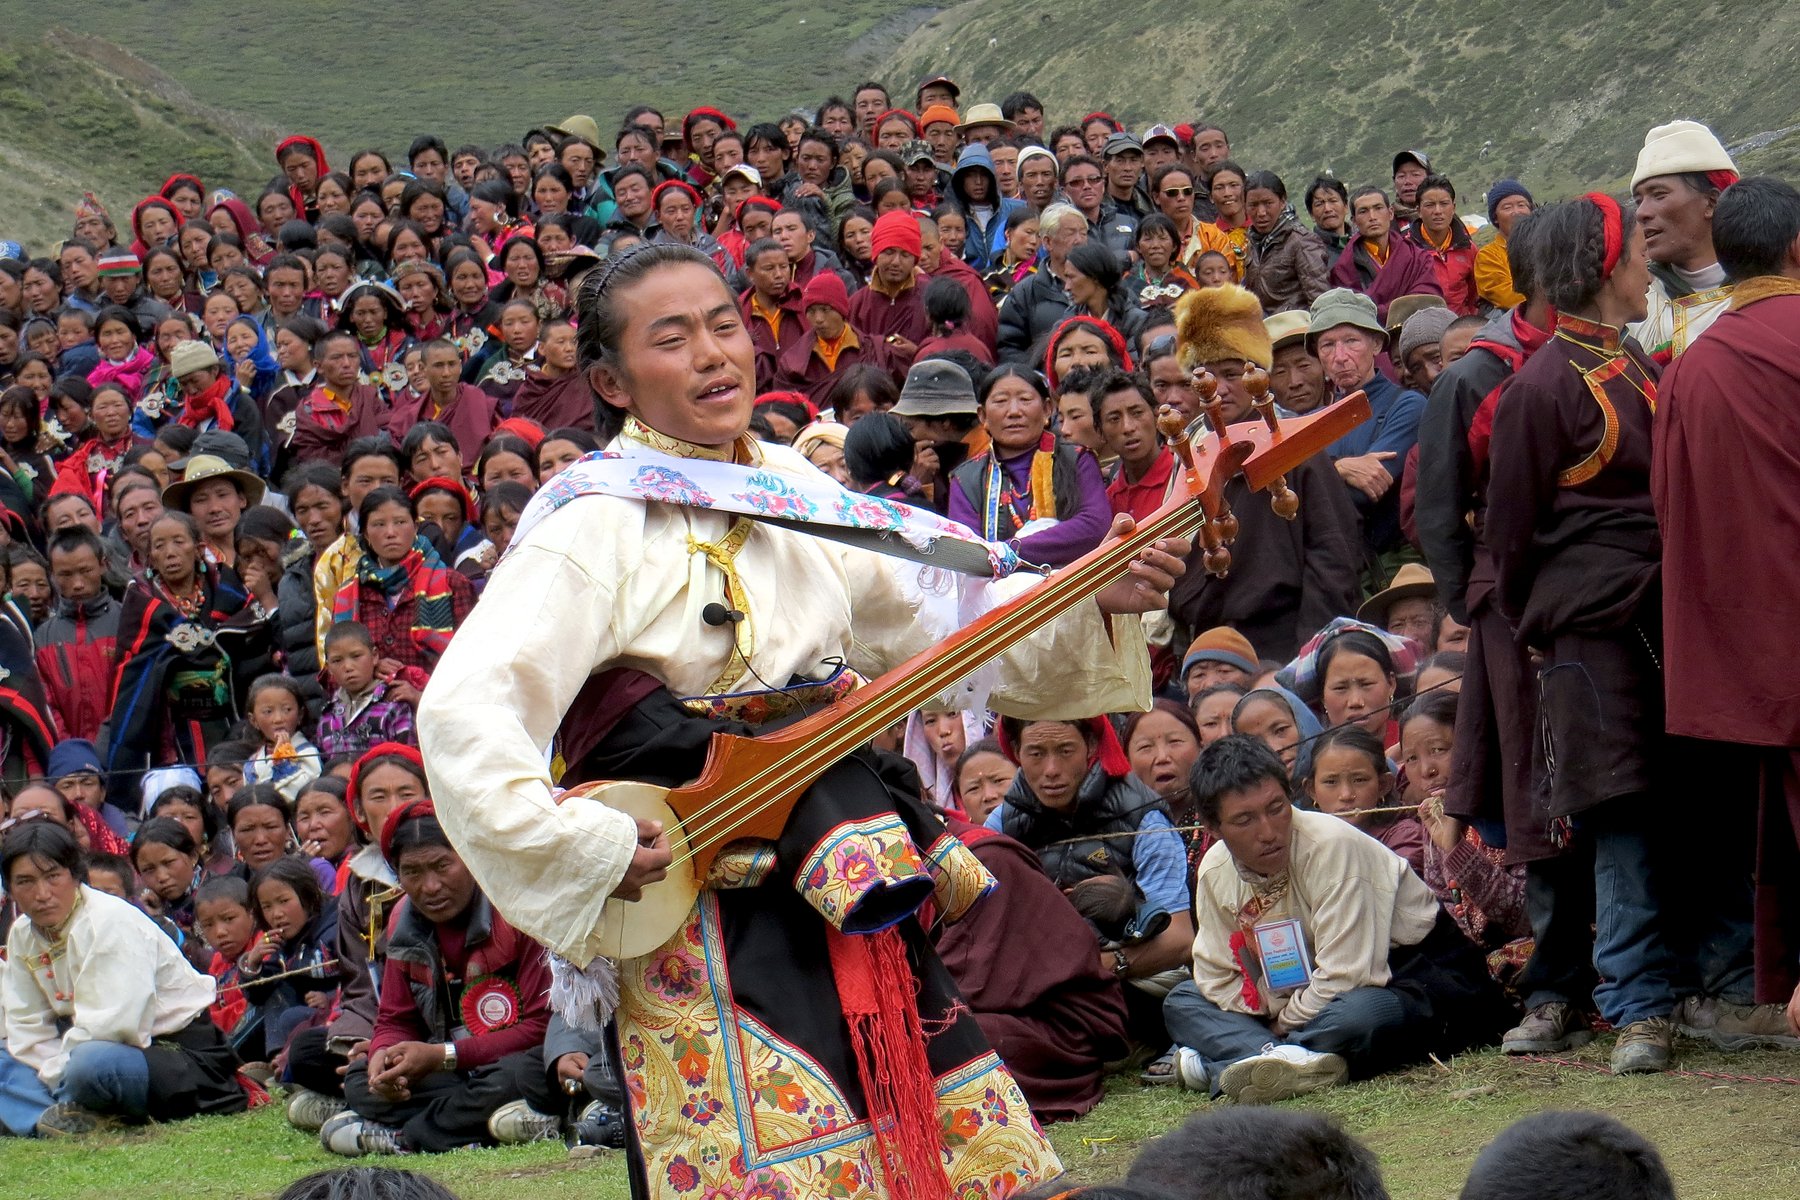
[1242,364,1270,397]
[1190,366,1219,403]
[1270,477,1299,520]
[1214,503,1240,543]
[1155,405,1188,444]
[1204,544,1232,576]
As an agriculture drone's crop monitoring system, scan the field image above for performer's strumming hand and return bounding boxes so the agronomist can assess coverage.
[616,818,673,901]
[1093,514,1190,616]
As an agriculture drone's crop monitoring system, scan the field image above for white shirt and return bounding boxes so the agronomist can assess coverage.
[419,433,1151,967]
[1191,809,1440,1028]
[2,886,216,1087]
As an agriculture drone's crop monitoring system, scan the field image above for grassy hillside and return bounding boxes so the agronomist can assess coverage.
[0,30,273,251]
[13,4,939,154]
[890,0,1800,196]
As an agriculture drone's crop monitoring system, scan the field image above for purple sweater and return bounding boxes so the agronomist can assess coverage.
[947,444,1112,568]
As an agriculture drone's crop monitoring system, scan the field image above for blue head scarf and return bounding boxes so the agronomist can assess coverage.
[1232,684,1326,794]
[222,314,280,401]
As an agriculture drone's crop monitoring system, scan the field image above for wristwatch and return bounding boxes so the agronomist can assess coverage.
[440,1041,458,1072]
[1110,948,1131,977]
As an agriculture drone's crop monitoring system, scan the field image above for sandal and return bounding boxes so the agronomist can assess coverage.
[1139,1048,1178,1085]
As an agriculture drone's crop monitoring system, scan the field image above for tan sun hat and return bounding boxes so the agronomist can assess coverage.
[161,454,266,512]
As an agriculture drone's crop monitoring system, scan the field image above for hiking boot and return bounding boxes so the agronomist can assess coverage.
[1218,1043,1347,1105]
[487,1098,561,1145]
[320,1110,410,1156]
[1675,995,1800,1051]
[1173,1046,1211,1093]
[573,1100,629,1149]
[286,1086,347,1133]
[35,1103,124,1137]
[1502,1002,1595,1055]
[1610,1018,1674,1074]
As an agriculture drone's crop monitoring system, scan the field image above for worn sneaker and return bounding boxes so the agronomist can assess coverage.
[1610,1017,1675,1074]
[487,1098,562,1145]
[1676,995,1800,1051]
[573,1100,629,1149]
[35,1103,125,1137]
[1218,1043,1347,1105]
[286,1087,348,1133]
[320,1110,410,1156]
[1502,1002,1595,1055]
[1173,1046,1211,1093]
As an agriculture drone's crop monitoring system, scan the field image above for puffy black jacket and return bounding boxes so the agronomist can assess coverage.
[277,536,325,714]
[996,265,1072,363]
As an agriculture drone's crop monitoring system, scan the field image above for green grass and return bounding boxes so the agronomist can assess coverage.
[5,1040,1798,1199]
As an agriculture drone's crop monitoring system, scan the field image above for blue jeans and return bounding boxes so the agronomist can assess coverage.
[1163,979,1411,1094]
[1583,800,1681,1027]
[0,1041,151,1136]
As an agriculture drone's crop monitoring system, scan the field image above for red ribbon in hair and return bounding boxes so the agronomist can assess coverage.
[1583,192,1624,280]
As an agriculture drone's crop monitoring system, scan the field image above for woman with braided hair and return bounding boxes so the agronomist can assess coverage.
[1485,193,1707,1076]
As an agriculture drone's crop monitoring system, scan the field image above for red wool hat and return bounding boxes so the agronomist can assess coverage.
[494,416,545,449]
[650,180,704,211]
[409,475,477,523]
[874,109,921,137]
[800,271,851,318]
[870,210,923,260]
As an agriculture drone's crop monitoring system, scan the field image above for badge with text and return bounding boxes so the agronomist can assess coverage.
[1252,917,1313,993]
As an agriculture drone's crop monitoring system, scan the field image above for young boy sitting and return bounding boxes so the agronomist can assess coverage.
[316,622,420,760]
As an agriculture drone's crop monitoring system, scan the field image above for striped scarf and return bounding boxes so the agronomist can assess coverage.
[332,547,457,662]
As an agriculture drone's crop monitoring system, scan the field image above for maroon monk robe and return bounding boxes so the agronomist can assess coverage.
[509,368,596,432]
[933,820,1128,1122]
[846,277,930,372]
[289,384,388,467]
[385,382,498,468]
[928,255,999,352]
[1654,279,1800,1004]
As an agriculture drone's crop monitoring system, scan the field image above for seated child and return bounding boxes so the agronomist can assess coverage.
[1402,691,1530,987]
[1303,726,1426,874]
[316,622,418,759]
[242,675,324,802]
[194,874,264,1054]
[239,856,341,1066]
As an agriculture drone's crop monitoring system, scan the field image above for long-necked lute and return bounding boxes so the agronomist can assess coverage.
[572,390,1370,957]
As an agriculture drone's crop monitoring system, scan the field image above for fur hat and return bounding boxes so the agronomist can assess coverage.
[1174,284,1272,370]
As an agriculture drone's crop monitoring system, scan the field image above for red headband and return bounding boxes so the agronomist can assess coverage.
[379,797,437,864]
[409,476,477,524]
[875,108,921,136]
[1583,192,1624,280]
[736,195,782,223]
[684,107,737,135]
[1043,315,1134,390]
[346,742,425,835]
[651,180,704,211]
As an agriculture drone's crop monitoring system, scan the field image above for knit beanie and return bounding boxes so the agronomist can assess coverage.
[1485,179,1533,224]
[870,210,924,260]
[800,271,851,318]
[96,250,141,278]
[1395,307,1459,366]
[1181,627,1259,680]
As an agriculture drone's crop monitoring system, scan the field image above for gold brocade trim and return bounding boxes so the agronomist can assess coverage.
[621,415,755,464]
[1728,276,1800,311]
[688,519,755,694]
[1670,284,1733,355]
[1547,327,1656,488]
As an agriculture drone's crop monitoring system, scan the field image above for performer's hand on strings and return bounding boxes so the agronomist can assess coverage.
[616,818,673,901]
[1094,514,1190,616]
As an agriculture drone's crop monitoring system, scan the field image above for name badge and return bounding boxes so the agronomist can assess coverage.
[1253,917,1313,993]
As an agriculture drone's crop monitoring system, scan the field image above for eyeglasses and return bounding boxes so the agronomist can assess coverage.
[1161,186,1195,198]
[1065,176,1102,188]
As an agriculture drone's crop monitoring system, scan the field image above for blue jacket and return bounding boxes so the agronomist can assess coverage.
[1327,370,1425,554]
[950,144,1025,274]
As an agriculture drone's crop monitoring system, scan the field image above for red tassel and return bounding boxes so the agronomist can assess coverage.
[828,927,950,1200]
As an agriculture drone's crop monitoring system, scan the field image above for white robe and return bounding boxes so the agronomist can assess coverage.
[418,431,1152,968]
